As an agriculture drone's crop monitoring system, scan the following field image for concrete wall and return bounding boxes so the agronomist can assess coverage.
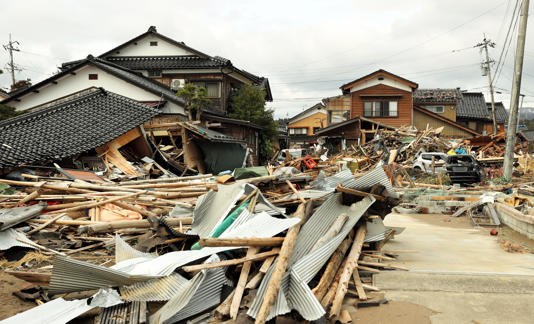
[495,203,534,240]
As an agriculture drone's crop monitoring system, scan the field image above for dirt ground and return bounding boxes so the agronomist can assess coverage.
[0,271,37,320]
[351,301,437,324]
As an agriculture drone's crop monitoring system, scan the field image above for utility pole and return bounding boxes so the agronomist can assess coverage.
[475,36,497,135]
[503,0,530,179]
[3,34,20,88]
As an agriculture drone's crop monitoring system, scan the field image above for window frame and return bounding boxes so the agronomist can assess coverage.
[192,81,221,98]
[289,127,308,135]
[363,100,398,118]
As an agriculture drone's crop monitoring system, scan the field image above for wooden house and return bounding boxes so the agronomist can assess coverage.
[286,103,327,146]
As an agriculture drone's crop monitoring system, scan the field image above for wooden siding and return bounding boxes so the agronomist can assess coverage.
[351,84,412,127]
[413,110,473,137]
[288,112,327,135]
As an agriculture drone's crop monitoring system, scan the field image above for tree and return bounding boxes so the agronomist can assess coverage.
[176,83,211,120]
[228,85,277,162]
[0,104,25,121]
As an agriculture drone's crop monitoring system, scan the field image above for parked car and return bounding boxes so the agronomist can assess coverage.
[445,154,483,184]
[276,149,306,162]
[413,152,448,173]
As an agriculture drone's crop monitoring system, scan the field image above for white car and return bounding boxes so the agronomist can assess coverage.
[413,152,447,173]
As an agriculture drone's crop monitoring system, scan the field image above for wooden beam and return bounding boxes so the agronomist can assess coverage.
[254,203,310,324]
[181,249,279,273]
[230,247,258,320]
[198,237,285,247]
[330,223,367,318]
[337,184,385,201]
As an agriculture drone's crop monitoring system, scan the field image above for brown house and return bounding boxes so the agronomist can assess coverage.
[339,69,419,127]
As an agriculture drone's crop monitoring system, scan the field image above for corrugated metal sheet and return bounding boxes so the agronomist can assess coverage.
[342,165,396,197]
[120,273,189,301]
[149,255,227,324]
[0,204,46,231]
[1,288,122,324]
[0,228,35,250]
[115,234,156,263]
[192,183,245,238]
[49,256,159,295]
[247,194,375,321]
[0,297,93,324]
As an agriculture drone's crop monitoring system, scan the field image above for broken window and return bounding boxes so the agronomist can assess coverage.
[328,110,350,124]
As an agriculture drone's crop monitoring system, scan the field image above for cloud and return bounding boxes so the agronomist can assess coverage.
[1,0,533,117]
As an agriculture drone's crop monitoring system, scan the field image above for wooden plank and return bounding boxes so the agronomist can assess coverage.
[330,223,367,318]
[352,270,367,301]
[198,237,285,247]
[337,184,385,201]
[182,249,279,273]
[254,203,310,324]
[230,247,258,320]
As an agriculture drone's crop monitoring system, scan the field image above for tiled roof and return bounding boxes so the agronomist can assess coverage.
[105,55,231,70]
[413,88,461,104]
[456,92,490,120]
[520,130,534,142]
[0,88,9,99]
[487,102,509,122]
[0,88,159,168]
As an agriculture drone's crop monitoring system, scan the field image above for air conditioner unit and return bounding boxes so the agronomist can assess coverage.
[170,79,186,90]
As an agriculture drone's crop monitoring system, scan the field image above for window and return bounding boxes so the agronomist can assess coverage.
[328,110,350,124]
[423,105,445,113]
[150,41,158,46]
[289,128,308,135]
[88,74,98,80]
[148,70,162,77]
[363,101,398,117]
[192,82,220,98]
[313,127,321,134]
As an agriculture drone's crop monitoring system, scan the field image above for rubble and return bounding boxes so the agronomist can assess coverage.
[3,123,534,324]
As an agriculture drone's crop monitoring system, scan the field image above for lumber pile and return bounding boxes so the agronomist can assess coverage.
[0,163,404,323]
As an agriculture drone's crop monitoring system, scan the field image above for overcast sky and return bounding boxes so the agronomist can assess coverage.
[1,0,533,118]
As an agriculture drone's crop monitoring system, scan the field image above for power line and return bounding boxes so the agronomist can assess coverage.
[263,1,506,75]
[493,0,521,85]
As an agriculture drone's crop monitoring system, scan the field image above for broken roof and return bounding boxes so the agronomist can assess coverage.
[413,88,462,104]
[0,88,160,168]
[315,116,397,136]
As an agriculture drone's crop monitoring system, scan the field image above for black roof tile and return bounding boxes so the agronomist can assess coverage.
[456,92,490,120]
[104,55,231,70]
[486,102,509,122]
[0,88,159,168]
[413,88,462,104]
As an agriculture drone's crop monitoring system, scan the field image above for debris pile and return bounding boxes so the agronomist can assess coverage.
[0,165,404,323]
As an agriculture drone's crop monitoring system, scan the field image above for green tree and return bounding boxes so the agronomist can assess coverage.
[228,85,277,162]
[0,104,24,121]
[176,83,211,120]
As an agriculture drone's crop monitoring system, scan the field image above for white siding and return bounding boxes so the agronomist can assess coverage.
[110,35,194,56]
[7,65,185,115]
[350,76,412,93]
